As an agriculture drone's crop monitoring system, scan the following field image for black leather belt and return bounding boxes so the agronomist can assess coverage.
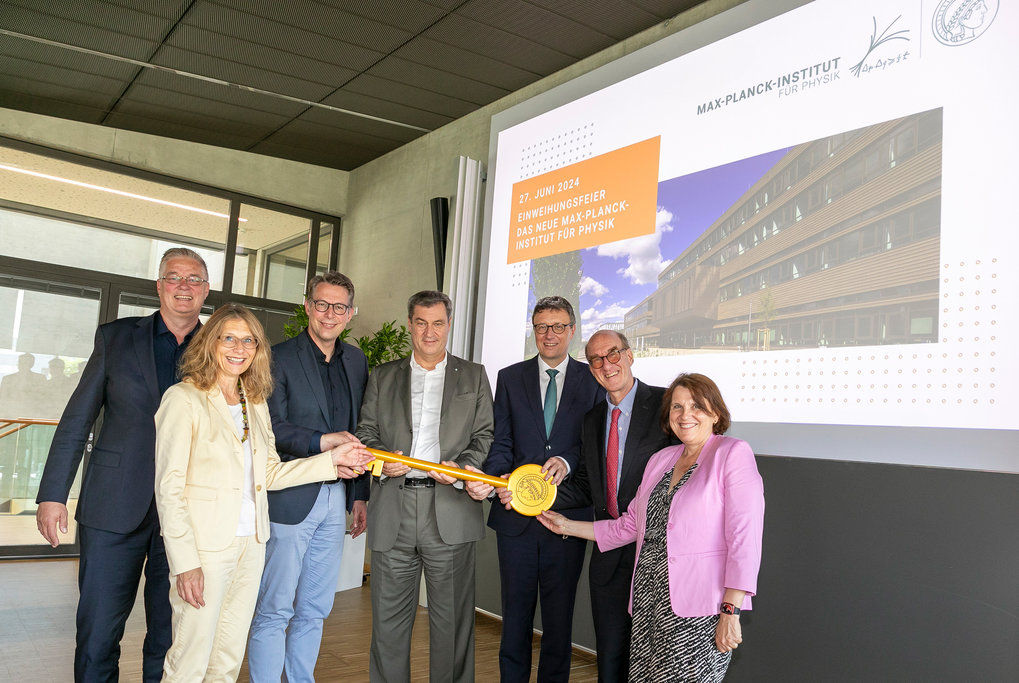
[403,477,435,488]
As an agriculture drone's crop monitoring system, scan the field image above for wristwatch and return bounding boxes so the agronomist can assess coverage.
[720,602,741,615]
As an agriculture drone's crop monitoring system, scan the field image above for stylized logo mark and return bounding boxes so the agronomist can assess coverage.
[933,0,997,46]
[851,15,911,78]
[517,474,548,504]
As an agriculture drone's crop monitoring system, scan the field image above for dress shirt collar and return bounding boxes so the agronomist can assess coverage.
[607,379,638,417]
[537,355,569,376]
[410,353,447,373]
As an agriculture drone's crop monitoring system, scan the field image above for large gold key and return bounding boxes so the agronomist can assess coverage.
[364,447,557,516]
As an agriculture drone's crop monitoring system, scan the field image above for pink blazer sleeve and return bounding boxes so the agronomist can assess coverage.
[721,439,765,596]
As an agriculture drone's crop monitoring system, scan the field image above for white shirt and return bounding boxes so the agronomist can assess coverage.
[408,353,446,475]
[229,402,256,536]
[537,355,569,410]
[537,355,571,474]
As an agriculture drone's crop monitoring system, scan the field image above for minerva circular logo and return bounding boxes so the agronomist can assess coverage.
[933,0,998,46]
[515,472,551,505]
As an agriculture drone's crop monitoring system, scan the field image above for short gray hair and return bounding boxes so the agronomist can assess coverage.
[159,247,208,279]
[533,296,576,326]
[407,290,452,319]
[307,271,355,303]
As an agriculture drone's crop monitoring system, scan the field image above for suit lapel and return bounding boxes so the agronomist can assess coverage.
[620,381,656,490]
[394,358,413,439]
[521,357,545,437]
[440,354,459,415]
[208,385,242,446]
[296,333,331,426]
[550,357,587,438]
[589,400,609,496]
[133,314,160,404]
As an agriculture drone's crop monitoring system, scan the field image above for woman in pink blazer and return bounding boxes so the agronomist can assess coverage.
[539,373,764,681]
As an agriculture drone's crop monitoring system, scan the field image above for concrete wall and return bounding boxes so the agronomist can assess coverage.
[340,0,748,336]
[0,108,348,217]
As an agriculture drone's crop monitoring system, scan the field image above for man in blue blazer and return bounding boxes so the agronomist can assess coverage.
[468,296,603,683]
[555,330,672,682]
[35,248,210,682]
[248,271,370,682]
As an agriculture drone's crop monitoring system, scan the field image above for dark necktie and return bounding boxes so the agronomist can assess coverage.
[606,407,621,518]
[543,369,559,438]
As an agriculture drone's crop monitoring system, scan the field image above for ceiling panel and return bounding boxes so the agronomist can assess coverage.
[421,14,575,74]
[393,36,539,92]
[457,0,617,58]
[0,1,169,59]
[366,57,511,105]
[340,74,480,120]
[196,1,413,56]
[528,0,660,40]
[163,26,361,89]
[0,0,715,171]
[318,89,454,131]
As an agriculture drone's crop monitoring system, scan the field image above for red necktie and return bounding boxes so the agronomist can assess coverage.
[606,407,621,518]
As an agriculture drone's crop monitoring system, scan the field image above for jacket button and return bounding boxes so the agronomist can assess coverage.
[256,485,262,491]
[545,445,551,450]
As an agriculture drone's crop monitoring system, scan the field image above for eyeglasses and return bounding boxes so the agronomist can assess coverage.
[309,299,352,315]
[160,274,208,286]
[220,335,258,349]
[587,347,629,369]
[533,322,574,335]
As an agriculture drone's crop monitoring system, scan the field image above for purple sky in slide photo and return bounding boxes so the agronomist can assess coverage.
[577,145,791,336]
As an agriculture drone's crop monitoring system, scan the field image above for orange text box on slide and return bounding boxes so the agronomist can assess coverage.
[508,136,660,264]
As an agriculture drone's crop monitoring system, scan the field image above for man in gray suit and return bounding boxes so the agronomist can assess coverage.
[356,290,494,683]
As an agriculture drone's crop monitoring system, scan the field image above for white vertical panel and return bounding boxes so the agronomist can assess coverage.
[446,156,485,360]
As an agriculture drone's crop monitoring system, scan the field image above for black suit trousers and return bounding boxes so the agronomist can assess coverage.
[75,501,171,683]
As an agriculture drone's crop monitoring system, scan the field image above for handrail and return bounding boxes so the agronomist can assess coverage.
[0,418,59,440]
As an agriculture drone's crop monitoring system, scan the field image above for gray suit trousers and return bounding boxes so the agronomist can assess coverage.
[369,485,476,683]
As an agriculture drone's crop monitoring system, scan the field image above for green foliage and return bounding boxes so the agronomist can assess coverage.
[355,320,411,369]
[529,252,584,356]
[283,305,310,340]
[282,305,408,370]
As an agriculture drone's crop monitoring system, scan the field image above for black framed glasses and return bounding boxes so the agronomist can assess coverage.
[160,274,207,285]
[533,322,574,335]
[309,299,351,315]
[587,347,629,369]
[220,334,258,349]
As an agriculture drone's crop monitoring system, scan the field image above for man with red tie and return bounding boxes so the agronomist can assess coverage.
[555,329,671,682]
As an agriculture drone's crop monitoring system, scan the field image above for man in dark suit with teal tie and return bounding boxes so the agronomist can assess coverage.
[468,296,603,683]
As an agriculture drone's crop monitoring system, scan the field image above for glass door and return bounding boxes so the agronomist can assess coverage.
[0,273,103,557]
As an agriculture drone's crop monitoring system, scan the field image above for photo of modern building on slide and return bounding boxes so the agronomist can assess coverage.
[625,108,943,352]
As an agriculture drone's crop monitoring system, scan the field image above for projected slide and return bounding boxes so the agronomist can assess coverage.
[480,0,1017,433]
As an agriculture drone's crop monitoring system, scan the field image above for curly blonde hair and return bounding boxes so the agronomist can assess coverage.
[178,303,274,402]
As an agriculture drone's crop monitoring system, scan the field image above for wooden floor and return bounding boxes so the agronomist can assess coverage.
[0,559,598,682]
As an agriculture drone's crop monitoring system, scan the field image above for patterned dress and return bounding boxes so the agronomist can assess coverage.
[628,463,732,682]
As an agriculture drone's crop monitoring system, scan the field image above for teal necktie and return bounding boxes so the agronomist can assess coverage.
[544,369,559,437]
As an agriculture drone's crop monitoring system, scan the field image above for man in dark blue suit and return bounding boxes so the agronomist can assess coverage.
[36,247,210,683]
[468,296,603,683]
[555,330,672,682]
[247,271,369,682]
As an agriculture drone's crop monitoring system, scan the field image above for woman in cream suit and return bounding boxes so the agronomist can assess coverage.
[539,373,764,682]
[154,303,372,682]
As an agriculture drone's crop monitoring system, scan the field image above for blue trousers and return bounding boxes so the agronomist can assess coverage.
[75,502,171,683]
[248,482,346,683]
